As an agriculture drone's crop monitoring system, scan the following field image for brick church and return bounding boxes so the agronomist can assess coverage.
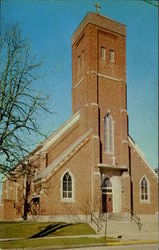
[0,12,158,222]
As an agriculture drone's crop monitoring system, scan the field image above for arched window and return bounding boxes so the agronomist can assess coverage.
[101,177,112,194]
[140,177,150,201]
[104,114,114,154]
[62,172,72,199]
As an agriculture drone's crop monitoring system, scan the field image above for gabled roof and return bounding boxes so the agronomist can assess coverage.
[128,136,158,179]
[35,129,92,183]
[15,112,81,165]
[38,111,80,153]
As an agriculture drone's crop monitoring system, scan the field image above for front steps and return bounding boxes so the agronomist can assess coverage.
[90,212,158,240]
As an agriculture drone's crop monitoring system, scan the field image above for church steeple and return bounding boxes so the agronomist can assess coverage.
[72,12,128,168]
[72,12,126,113]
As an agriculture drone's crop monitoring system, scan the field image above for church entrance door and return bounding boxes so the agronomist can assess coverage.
[102,193,113,213]
[101,177,113,213]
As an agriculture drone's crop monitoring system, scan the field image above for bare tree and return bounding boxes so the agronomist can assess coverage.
[7,144,42,221]
[0,25,51,175]
[18,159,38,221]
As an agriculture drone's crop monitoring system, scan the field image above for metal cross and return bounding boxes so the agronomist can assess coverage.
[94,2,101,14]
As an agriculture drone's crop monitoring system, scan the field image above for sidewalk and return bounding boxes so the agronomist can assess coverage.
[0,234,158,248]
[0,234,101,242]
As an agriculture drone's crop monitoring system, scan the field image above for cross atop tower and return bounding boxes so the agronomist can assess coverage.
[94,2,101,14]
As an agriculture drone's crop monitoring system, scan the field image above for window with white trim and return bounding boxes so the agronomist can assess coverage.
[101,47,106,59]
[109,50,114,62]
[62,172,72,199]
[140,177,150,201]
[104,114,114,154]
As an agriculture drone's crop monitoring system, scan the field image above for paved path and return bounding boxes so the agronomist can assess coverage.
[0,234,100,242]
[68,244,159,250]
[0,234,158,250]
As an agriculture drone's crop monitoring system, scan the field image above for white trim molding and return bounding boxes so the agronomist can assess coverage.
[89,70,125,82]
[91,103,98,106]
[122,139,128,144]
[35,129,92,182]
[128,136,158,180]
[73,77,85,88]
[40,112,80,152]
[98,73,124,82]
[92,135,99,139]
[94,171,101,176]
[120,109,127,113]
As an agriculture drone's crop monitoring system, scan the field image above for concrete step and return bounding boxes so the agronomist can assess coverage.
[108,213,130,221]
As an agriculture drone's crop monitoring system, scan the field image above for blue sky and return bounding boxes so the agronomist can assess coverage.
[1,0,158,169]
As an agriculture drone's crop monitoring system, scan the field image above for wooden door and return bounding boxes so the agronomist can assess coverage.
[106,194,112,212]
[102,193,113,213]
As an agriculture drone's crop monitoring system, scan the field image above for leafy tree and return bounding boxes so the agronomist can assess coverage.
[0,25,51,176]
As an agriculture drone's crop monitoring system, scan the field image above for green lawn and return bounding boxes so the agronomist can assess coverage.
[0,222,119,249]
[50,223,95,237]
[0,221,95,239]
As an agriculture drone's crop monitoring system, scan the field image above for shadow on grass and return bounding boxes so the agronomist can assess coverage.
[29,223,72,238]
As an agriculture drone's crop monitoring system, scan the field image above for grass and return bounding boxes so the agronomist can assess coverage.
[0,221,51,238]
[0,221,118,249]
[0,221,95,239]
[1,222,156,249]
[48,223,95,237]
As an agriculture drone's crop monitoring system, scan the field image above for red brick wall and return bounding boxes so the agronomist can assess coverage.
[39,139,93,216]
[130,142,158,214]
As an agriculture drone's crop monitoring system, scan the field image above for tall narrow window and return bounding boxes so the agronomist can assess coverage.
[109,50,114,62]
[104,114,114,154]
[140,177,149,201]
[62,172,72,199]
[101,47,106,59]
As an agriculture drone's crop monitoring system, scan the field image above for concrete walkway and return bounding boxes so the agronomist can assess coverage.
[69,243,159,250]
[0,234,101,242]
[0,234,158,244]
[0,232,158,241]
[0,241,158,250]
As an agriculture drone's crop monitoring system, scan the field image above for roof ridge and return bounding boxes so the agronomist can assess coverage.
[35,129,92,182]
[128,136,158,179]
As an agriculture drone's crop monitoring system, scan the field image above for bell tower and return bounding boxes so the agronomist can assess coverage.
[72,12,129,168]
